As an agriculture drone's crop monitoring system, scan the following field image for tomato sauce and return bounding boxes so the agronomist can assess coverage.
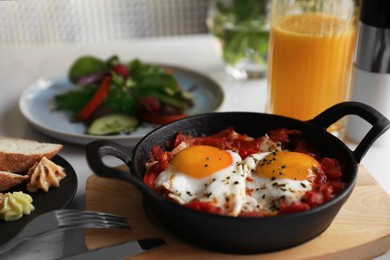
[144,128,345,216]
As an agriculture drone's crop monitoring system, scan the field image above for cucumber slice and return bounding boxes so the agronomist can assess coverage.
[87,114,139,135]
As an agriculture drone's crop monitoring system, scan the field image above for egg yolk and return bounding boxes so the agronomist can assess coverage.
[172,145,233,179]
[256,151,320,180]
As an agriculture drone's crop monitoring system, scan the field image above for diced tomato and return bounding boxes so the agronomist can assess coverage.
[150,146,171,171]
[302,191,325,207]
[193,137,232,150]
[330,181,345,193]
[185,201,224,215]
[278,201,310,214]
[209,128,237,139]
[143,172,157,189]
[268,128,290,143]
[321,157,343,180]
[319,184,335,201]
[268,128,302,143]
[312,167,328,186]
[158,151,171,170]
[173,132,186,147]
[238,148,259,159]
[112,64,130,78]
[238,211,277,217]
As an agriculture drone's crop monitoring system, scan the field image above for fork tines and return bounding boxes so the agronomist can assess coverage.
[56,210,130,229]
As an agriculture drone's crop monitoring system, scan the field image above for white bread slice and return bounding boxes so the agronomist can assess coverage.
[0,171,29,192]
[0,137,63,173]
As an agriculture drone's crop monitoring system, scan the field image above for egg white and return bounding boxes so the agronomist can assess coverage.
[237,152,315,213]
[154,150,245,216]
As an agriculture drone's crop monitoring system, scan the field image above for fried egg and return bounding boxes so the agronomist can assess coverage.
[238,151,321,212]
[154,145,245,216]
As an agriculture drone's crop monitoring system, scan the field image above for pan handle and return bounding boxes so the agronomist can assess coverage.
[86,140,147,192]
[307,101,390,163]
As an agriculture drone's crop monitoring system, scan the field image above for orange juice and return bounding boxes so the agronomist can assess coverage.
[267,13,357,133]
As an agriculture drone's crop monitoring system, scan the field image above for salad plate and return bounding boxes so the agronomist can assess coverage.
[0,155,78,245]
[19,65,224,146]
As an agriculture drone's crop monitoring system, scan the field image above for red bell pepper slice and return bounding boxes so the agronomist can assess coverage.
[76,75,112,121]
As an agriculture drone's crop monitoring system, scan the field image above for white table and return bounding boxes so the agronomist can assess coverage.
[0,35,389,259]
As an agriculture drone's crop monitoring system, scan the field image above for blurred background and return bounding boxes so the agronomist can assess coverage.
[0,0,210,46]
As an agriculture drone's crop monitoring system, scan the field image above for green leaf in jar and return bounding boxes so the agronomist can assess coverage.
[211,0,270,66]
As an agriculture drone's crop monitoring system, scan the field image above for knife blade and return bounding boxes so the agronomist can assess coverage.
[58,238,165,260]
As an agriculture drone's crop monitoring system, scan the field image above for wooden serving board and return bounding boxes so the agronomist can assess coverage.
[85,166,390,259]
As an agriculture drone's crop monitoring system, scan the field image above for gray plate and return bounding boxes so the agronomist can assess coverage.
[19,65,224,146]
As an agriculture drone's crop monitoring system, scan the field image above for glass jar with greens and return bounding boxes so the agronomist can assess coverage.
[207,0,270,80]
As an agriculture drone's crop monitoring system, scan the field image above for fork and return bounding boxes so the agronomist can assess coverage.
[0,209,130,254]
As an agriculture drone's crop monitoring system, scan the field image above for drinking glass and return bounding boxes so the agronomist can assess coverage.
[266,0,360,139]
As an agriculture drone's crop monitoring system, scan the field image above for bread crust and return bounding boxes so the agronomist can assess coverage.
[0,149,61,173]
[0,171,29,192]
[0,138,63,173]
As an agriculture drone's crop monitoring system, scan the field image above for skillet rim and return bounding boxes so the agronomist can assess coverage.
[130,111,359,221]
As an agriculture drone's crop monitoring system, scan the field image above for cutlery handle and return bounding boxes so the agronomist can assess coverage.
[58,238,165,260]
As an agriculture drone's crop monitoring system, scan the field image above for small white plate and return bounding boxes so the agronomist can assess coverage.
[19,65,224,146]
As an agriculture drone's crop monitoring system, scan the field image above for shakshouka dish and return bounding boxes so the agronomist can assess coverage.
[143,128,345,217]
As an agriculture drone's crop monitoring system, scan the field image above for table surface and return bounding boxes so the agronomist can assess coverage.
[0,35,389,260]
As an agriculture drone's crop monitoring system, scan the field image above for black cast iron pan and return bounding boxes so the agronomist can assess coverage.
[86,101,389,254]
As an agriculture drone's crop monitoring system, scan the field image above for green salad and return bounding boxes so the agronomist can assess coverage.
[54,55,194,135]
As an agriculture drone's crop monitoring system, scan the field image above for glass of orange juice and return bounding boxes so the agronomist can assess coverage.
[266,0,360,139]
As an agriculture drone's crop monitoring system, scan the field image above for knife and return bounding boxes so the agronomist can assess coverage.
[58,238,165,260]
